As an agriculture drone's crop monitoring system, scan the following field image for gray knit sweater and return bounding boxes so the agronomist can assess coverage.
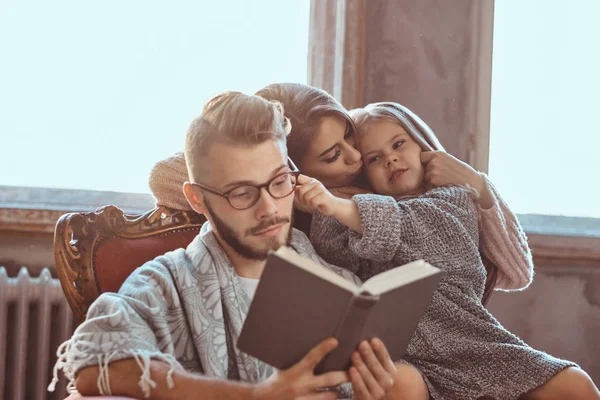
[310,186,576,400]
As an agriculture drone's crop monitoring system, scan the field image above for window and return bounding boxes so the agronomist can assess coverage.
[0,0,310,194]
[489,0,600,218]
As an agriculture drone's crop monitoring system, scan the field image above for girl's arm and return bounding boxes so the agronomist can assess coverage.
[294,175,369,276]
[346,187,478,262]
[306,184,479,264]
[309,212,370,278]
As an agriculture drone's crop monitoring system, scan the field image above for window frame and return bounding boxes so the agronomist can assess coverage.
[0,186,154,233]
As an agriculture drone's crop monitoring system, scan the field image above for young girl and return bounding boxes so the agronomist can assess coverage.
[294,102,599,399]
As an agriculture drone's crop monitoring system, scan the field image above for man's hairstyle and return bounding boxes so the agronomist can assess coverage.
[185,91,290,182]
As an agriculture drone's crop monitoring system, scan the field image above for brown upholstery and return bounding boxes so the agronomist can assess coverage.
[94,230,200,293]
[54,205,205,322]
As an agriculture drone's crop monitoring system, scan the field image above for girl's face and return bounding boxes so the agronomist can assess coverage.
[359,121,425,197]
[298,115,363,188]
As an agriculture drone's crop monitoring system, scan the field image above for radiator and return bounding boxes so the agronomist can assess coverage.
[0,266,74,400]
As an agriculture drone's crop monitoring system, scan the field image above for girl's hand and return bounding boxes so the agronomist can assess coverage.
[420,151,485,193]
[329,186,372,200]
[294,175,342,217]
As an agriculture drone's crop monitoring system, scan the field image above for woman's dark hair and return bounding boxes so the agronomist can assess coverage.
[255,83,357,165]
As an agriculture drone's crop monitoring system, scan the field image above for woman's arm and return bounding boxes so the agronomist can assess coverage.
[477,175,534,291]
[149,151,192,211]
[420,151,533,291]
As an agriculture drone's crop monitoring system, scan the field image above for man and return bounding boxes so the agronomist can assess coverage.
[50,92,416,400]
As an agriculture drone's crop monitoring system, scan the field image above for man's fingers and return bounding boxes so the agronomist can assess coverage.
[370,338,397,374]
[353,351,385,398]
[297,338,338,371]
[350,366,370,400]
[312,370,350,389]
[358,341,390,386]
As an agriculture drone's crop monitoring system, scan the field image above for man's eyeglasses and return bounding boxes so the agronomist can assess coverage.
[190,158,301,210]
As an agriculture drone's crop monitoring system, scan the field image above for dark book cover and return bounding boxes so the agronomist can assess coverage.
[237,247,442,373]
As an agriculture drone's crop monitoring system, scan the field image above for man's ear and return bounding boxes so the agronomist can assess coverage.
[183,182,208,214]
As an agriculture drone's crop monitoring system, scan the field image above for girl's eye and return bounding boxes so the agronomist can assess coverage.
[367,155,380,165]
[393,140,405,149]
[324,148,341,163]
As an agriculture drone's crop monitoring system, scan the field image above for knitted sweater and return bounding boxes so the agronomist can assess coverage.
[309,186,575,400]
[147,152,533,291]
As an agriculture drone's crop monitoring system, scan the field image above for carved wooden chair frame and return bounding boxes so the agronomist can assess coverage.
[54,205,205,321]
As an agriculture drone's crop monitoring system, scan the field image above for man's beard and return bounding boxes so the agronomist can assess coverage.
[206,202,293,260]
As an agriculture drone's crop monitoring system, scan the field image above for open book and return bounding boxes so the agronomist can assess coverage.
[237,247,442,373]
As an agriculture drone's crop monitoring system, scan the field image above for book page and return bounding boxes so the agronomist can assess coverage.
[361,260,441,295]
[276,247,359,293]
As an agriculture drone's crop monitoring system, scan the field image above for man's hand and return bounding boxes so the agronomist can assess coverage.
[294,175,343,216]
[350,339,396,400]
[252,337,349,400]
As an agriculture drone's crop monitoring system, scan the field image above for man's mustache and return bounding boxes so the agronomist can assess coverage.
[246,217,290,236]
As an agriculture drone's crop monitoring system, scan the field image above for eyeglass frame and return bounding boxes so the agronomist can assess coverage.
[189,157,301,210]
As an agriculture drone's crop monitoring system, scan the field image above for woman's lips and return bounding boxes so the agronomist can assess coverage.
[349,161,363,177]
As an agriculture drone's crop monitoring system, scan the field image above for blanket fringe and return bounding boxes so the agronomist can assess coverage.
[48,335,181,398]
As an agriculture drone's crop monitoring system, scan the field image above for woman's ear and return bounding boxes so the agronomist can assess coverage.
[183,182,208,214]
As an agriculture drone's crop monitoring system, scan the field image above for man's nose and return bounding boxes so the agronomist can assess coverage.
[254,187,278,218]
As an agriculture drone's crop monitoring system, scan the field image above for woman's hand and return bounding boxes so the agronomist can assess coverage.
[350,338,396,400]
[420,151,495,209]
[294,175,343,217]
[329,186,372,200]
[420,151,484,192]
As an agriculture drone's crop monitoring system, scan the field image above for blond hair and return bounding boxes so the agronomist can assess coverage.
[350,102,445,152]
[185,91,290,182]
